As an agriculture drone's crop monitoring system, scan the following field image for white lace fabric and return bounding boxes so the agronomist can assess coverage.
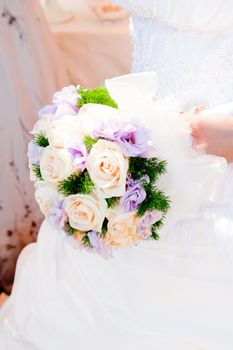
[131,17,233,109]
[115,0,233,109]
[115,0,233,32]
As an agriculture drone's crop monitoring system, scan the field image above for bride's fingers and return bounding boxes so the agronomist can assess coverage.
[189,105,204,114]
[192,138,207,151]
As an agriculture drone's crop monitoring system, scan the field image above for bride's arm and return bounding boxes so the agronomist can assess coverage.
[189,114,233,163]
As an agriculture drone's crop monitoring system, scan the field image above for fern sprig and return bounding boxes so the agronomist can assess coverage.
[34,132,49,148]
[129,157,167,183]
[32,164,43,181]
[137,183,170,217]
[58,172,94,196]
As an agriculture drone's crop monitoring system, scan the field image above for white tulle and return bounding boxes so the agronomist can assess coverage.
[1,73,233,349]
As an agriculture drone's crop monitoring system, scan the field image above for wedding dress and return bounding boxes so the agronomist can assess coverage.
[1,1,233,349]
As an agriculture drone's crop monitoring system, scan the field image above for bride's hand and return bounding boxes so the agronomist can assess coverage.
[187,113,233,162]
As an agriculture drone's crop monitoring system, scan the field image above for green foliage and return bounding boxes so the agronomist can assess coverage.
[58,172,94,197]
[128,157,167,183]
[106,197,118,209]
[34,132,49,148]
[84,135,98,152]
[77,86,118,109]
[151,219,164,240]
[63,222,77,236]
[137,183,170,217]
[101,218,109,237]
[129,156,170,224]
[82,235,92,247]
[32,164,43,181]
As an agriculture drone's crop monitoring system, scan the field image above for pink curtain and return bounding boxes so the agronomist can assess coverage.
[0,0,68,293]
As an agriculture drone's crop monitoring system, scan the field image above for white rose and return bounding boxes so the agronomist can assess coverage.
[31,116,52,136]
[86,140,128,198]
[105,211,139,248]
[47,116,84,149]
[64,192,107,232]
[40,146,74,183]
[35,182,62,218]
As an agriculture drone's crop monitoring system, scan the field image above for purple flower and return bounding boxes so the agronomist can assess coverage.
[68,143,87,171]
[87,231,112,258]
[48,199,65,229]
[27,141,43,164]
[52,85,79,115]
[116,125,149,157]
[121,178,146,212]
[94,120,155,158]
[38,104,57,118]
[137,210,163,239]
[38,85,79,120]
[93,120,121,141]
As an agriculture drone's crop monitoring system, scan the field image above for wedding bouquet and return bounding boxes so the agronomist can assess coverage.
[28,83,170,257]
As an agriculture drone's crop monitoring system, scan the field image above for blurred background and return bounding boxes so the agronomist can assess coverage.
[0,0,132,296]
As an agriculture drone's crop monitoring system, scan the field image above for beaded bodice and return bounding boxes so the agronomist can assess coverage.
[115,0,233,108]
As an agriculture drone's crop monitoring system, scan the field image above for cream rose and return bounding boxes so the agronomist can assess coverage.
[48,116,84,149]
[40,146,74,183]
[105,211,139,248]
[31,116,52,136]
[86,140,128,198]
[35,183,61,218]
[64,192,107,232]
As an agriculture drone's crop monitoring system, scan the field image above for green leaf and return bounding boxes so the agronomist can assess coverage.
[129,157,167,183]
[34,132,49,148]
[58,172,94,197]
[151,219,164,240]
[63,222,77,236]
[77,86,118,109]
[106,197,118,209]
[84,135,98,152]
[101,218,109,237]
[82,235,92,247]
[32,164,43,181]
[137,184,170,217]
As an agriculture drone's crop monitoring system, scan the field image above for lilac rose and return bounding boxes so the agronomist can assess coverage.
[38,86,79,119]
[38,104,57,118]
[48,199,65,229]
[93,120,121,141]
[137,210,163,239]
[68,143,87,171]
[94,120,154,158]
[121,178,147,212]
[87,231,112,258]
[52,85,79,115]
[116,126,147,157]
[27,141,43,164]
